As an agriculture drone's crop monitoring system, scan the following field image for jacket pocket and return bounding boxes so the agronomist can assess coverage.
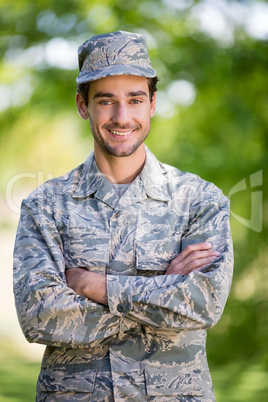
[63,227,110,268]
[145,367,204,397]
[136,239,181,273]
[38,365,96,393]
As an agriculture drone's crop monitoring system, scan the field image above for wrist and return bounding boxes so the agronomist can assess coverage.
[84,272,108,305]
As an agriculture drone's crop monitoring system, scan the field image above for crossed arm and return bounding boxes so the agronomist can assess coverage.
[14,178,233,348]
[66,242,220,305]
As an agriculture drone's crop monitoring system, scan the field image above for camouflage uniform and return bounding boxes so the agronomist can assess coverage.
[14,147,233,401]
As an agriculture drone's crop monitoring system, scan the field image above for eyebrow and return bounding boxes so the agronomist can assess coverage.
[129,91,148,97]
[93,90,148,99]
[93,92,114,99]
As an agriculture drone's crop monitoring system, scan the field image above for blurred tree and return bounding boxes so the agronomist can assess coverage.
[1,0,267,400]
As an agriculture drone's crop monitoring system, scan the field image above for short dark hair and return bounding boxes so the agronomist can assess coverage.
[77,76,159,106]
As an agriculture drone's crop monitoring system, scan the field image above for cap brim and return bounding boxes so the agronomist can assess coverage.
[76,64,156,84]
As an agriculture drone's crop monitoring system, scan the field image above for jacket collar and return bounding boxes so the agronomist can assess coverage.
[140,147,169,202]
[72,146,169,204]
[72,151,103,198]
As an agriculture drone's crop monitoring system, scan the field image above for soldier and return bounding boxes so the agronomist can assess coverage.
[13,31,233,401]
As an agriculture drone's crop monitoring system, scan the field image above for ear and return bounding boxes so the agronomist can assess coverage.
[76,92,89,120]
[150,92,157,118]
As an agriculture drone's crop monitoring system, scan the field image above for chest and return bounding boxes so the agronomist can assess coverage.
[60,196,189,276]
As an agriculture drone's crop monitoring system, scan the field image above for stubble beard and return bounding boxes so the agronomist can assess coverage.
[90,121,151,158]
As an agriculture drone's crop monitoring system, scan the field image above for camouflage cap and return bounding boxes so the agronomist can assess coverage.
[76,30,156,84]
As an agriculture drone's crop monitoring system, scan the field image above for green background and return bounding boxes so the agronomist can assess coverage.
[1,0,267,400]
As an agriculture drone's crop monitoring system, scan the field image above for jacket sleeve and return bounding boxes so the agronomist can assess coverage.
[13,196,139,349]
[106,182,233,330]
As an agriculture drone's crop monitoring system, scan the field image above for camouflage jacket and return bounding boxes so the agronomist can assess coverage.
[13,147,233,401]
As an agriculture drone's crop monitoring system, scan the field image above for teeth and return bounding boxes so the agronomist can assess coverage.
[111,130,133,136]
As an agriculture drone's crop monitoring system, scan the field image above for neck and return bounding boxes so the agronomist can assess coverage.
[94,143,146,184]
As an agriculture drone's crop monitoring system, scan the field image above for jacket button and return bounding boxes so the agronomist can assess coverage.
[117,304,125,313]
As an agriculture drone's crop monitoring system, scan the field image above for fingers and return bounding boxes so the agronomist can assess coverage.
[175,242,213,262]
[166,242,220,276]
[65,269,107,304]
[65,267,87,293]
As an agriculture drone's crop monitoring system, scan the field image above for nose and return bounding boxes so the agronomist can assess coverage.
[111,102,130,126]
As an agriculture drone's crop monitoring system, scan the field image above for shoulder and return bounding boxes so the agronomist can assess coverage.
[23,163,84,206]
[161,161,229,206]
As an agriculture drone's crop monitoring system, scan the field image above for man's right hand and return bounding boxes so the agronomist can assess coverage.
[165,242,220,276]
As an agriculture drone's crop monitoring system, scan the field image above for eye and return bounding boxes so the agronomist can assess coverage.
[130,99,142,104]
[99,100,113,105]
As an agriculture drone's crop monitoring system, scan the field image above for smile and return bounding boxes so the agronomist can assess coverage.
[110,130,134,136]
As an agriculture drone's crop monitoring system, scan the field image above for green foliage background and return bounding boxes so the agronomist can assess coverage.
[0,0,267,400]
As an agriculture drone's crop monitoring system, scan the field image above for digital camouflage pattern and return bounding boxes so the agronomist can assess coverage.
[76,30,156,84]
[13,147,233,401]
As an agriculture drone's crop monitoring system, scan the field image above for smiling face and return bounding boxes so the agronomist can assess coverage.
[76,75,156,159]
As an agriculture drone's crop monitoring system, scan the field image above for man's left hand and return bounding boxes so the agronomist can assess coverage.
[66,268,108,305]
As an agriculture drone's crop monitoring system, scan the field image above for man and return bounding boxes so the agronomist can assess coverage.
[13,31,233,401]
